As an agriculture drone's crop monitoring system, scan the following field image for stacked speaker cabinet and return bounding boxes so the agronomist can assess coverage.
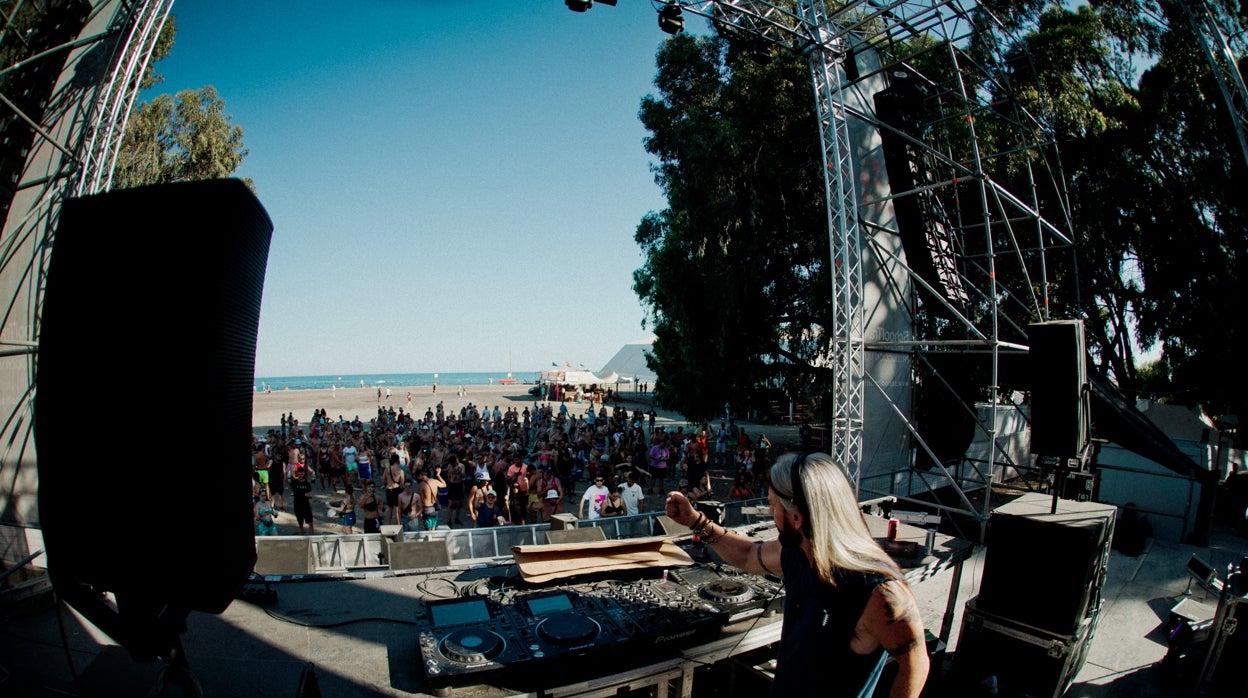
[36,179,272,660]
[955,599,1101,698]
[954,493,1116,696]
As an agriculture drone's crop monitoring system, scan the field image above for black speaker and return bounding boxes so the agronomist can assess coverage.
[975,494,1115,635]
[1208,594,1248,696]
[954,599,1098,698]
[1029,320,1089,457]
[36,179,272,660]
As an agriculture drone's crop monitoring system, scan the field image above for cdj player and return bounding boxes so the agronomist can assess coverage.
[415,562,784,691]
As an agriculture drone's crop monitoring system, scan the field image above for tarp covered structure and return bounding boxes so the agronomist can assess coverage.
[598,339,658,385]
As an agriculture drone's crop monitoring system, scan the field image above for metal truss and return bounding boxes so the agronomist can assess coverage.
[651,0,1242,534]
[0,0,173,528]
[653,0,1082,532]
[1178,0,1248,170]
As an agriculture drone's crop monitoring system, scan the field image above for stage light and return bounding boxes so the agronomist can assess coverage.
[566,0,616,11]
[659,4,684,34]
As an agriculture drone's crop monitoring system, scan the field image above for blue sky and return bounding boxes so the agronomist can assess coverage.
[150,1,703,377]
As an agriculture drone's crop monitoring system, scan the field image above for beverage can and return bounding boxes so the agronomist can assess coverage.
[887,518,898,541]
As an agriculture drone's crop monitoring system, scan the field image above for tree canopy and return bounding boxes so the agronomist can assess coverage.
[635,35,831,421]
[634,1,1246,430]
[112,16,252,191]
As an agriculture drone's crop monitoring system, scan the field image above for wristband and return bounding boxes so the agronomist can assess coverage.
[699,522,721,544]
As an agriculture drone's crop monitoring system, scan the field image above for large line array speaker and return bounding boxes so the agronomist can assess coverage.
[974,493,1116,635]
[36,179,272,660]
[1029,320,1090,457]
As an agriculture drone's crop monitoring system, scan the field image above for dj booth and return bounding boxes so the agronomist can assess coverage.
[247,514,972,698]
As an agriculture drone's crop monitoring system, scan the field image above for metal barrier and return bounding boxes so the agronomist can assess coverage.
[402,498,768,563]
[252,499,770,577]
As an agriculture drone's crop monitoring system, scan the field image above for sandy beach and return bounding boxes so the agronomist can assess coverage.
[252,382,557,435]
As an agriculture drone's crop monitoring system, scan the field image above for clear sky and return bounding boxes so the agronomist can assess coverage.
[149,1,701,377]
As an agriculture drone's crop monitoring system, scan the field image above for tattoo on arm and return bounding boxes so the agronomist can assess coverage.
[885,637,919,657]
[879,582,922,657]
[880,582,919,625]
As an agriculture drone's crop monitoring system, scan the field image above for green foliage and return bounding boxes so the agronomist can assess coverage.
[635,0,1246,426]
[113,16,251,191]
[635,34,828,421]
[112,86,251,190]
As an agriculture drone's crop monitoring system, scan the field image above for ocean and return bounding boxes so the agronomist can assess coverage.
[254,371,541,392]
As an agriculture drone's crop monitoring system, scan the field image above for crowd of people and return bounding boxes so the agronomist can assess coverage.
[252,399,775,535]
[253,400,932,696]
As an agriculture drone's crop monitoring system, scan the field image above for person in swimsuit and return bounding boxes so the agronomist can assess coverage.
[382,453,405,525]
[359,482,383,533]
[397,479,419,532]
[254,489,277,536]
[357,441,374,484]
[336,482,357,534]
[445,455,466,527]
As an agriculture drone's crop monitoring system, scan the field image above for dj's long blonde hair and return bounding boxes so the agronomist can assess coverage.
[769,452,902,587]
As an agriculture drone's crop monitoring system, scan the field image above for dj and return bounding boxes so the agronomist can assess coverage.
[665,451,929,698]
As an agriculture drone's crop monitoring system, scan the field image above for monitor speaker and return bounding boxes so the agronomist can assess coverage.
[255,538,313,576]
[545,527,608,545]
[975,494,1115,635]
[1029,320,1089,457]
[655,515,692,536]
[35,179,272,659]
[387,540,451,570]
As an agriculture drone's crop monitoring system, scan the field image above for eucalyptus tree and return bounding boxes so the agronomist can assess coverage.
[635,34,830,421]
[112,16,251,191]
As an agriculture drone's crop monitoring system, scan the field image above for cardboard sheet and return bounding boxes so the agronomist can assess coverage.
[512,536,695,584]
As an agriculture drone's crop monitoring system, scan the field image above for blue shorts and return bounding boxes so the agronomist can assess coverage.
[358,463,373,481]
[422,506,438,531]
[341,512,357,527]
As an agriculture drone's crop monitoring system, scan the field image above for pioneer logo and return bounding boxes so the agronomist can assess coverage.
[655,628,699,643]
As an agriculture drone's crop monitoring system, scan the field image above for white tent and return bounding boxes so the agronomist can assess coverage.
[598,338,658,385]
[539,369,605,386]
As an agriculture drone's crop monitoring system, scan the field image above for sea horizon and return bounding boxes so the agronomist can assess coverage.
[255,371,542,392]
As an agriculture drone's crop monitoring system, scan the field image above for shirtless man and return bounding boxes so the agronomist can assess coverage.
[397,479,419,532]
[382,453,406,525]
[416,468,443,531]
[444,454,466,527]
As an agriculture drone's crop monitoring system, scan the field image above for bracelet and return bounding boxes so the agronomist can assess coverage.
[690,513,708,534]
[699,522,722,544]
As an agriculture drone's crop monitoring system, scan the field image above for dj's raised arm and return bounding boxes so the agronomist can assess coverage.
[667,452,929,698]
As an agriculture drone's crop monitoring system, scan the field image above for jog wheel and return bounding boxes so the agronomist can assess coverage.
[439,628,506,664]
[700,579,755,605]
[536,612,600,647]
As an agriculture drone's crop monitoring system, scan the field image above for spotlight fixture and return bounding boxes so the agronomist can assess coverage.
[566,0,616,11]
[658,3,684,34]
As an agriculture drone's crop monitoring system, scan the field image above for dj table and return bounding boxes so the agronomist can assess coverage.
[403,515,973,697]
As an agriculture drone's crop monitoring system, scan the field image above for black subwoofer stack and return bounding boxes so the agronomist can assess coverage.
[954,493,1116,697]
